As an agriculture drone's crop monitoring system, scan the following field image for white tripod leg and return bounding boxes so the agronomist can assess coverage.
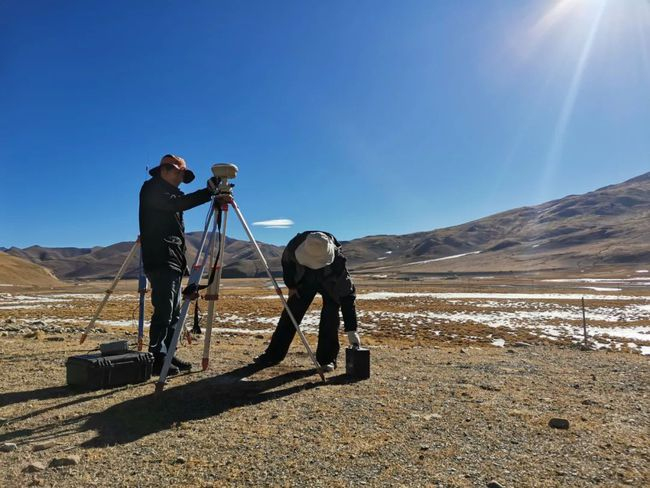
[202,203,229,370]
[230,199,325,382]
[155,201,217,392]
[80,238,140,344]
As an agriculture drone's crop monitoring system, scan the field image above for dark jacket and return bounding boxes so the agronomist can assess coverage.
[282,231,356,300]
[139,176,212,273]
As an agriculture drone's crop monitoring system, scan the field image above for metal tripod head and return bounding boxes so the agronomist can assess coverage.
[211,163,238,195]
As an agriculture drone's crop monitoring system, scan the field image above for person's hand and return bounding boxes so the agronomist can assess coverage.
[215,194,232,206]
[288,288,300,298]
[347,331,361,348]
[207,176,221,194]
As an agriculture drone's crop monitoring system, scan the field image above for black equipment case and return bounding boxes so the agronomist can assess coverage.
[345,347,370,379]
[66,352,154,390]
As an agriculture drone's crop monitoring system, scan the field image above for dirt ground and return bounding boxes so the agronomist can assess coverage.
[0,277,649,487]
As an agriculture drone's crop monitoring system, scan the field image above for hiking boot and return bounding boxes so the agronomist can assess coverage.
[321,362,336,373]
[153,356,179,376]
[252,353,281,367]
[171,356,192,372]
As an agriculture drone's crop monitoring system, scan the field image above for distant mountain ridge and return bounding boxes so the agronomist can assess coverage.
[4,235,284,280]
[4,172,650,280]
[342,171,650,273]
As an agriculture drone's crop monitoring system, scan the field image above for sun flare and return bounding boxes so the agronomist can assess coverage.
[512,0,650,198]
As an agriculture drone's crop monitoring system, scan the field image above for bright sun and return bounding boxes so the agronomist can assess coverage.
[514,0,650,196]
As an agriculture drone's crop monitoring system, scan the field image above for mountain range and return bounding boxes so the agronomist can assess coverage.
[2,171,649,283]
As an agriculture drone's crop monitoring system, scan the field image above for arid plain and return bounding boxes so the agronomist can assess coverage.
[1,273,649,487]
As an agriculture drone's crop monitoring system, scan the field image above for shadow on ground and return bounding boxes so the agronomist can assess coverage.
[0,362,359,448]
[81,365,358,447]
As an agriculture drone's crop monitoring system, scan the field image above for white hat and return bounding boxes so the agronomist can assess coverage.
[295,232,336,270]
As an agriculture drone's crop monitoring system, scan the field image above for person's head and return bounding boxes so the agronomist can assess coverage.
[295,232,336,270]
[149,154,196,187]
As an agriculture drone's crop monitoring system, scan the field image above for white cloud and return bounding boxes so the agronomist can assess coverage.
[252,219,294,229]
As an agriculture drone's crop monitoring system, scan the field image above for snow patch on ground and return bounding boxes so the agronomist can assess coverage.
[403,251,481,267]
[355,292,649,301]
[582,287,622,292]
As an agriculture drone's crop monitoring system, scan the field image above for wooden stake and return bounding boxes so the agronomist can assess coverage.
[581,296,588,347]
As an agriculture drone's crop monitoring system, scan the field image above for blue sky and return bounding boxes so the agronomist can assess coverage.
[2,0,649,248]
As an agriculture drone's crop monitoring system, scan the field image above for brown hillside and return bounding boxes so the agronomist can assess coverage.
[0,252,61,287]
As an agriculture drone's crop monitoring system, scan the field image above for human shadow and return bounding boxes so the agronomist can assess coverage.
[81,365,359,447]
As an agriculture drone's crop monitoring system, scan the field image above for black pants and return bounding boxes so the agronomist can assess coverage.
[146,267,182,357]
[265,286,342,365]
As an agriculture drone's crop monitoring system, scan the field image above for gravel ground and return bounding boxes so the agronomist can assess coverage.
[0,329,648,487]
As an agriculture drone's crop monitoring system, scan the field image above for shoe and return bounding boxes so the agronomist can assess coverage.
[153,356,179,376]
[252,353,281,367]
[321,362,336,373]
[171,356,192,372]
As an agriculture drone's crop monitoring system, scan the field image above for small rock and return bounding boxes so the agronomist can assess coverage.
[5,317,16,324]
[514,341,531,348]
[49,455,80,467]
[32,440,57,452]
[487,481,505,488]
[255,334,264,339]
[422,413,442,421]
[45,336,65,342]
[460,348,470,355]
[581,399,598,406]
[420,444,430,451]
[22,462,46,473]
[0,442,17,452]
[0,331,8,337]
[549,418,570,430]
[506,349,516,354]
[0,417,8,426]
[174,456,187,464]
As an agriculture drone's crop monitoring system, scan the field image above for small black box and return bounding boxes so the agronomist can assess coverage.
[66,351,154,390]
[345,347,370,379]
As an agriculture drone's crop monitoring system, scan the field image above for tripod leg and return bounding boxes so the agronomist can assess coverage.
[155,200,217,392]
[137,251,147,351]
[202,204,229,370]
[229,199,325,382]
[80,238,140,344]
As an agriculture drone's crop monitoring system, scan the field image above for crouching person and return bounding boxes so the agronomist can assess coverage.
[254,231,361,372]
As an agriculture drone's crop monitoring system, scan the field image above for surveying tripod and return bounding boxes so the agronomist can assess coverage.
[79,237,148,350]
[155,164,325,392]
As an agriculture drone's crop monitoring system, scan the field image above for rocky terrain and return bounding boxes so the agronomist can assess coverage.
[0,326,648,487]
[0,278,648,487]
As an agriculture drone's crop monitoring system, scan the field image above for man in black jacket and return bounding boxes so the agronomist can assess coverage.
[139,154,215,375]
[254,231,361,371]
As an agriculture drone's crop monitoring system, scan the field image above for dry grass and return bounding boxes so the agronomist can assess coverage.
[1,276,649,487]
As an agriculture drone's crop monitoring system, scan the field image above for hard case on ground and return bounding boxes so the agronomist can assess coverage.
[66,351,154,390]
[345,347,370,379]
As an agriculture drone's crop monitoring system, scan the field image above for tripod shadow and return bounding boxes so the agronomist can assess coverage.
[0,386,130,446]
[0,386,72,408]
[81,365,359,447]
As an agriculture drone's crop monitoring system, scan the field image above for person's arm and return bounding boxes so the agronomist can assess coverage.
[281,244,298,290]
[143,185,212,213]
[330,251,360,344]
